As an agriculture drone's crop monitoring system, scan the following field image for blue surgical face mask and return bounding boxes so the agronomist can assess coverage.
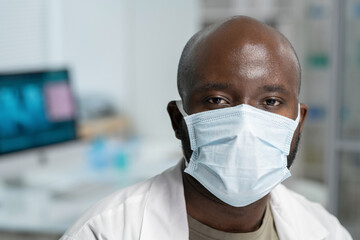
[176,101,300,207]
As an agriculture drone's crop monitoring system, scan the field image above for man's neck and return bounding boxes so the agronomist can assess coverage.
[182,163,269,233]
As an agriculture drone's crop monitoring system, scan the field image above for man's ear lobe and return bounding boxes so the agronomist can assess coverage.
[299,103,308,133]
[167,101,184,140]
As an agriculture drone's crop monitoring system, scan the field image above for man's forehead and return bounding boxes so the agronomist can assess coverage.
[189,40,299,95]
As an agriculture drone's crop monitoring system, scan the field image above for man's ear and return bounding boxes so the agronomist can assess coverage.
[167,101,184,140]
[299,103,308,133]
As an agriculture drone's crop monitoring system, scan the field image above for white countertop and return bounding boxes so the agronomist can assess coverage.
[0,139,182,234]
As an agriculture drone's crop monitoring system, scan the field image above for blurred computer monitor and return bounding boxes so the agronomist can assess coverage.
[0,69,77,155]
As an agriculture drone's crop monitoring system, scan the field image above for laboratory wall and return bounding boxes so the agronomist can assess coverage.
[62,0,200,141]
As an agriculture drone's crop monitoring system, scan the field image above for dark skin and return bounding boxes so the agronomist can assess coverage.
[168,17,308,233]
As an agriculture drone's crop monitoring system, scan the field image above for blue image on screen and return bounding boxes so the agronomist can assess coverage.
[0,70,77,155]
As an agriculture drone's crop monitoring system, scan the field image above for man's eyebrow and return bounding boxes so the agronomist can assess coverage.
[195,82,230,91]
[261,84,289,93]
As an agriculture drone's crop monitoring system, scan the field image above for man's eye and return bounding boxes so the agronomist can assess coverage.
[207,97,227,105]
[264,99,281,106]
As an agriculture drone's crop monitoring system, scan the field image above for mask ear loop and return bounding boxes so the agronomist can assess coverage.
[175,100,188,117]
[175,100,190,167]
[295,104,301,123]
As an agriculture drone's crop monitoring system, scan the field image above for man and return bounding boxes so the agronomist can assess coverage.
[61,16,352,240]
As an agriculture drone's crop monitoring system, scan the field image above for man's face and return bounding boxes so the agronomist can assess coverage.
[171,27,308,168]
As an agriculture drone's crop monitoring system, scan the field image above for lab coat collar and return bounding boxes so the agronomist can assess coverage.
[140,159,329,240]
[270,184,329,240]
[140,160,188,240]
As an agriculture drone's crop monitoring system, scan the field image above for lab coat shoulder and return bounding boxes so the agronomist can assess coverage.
[271,184,353,240]
[288,187,352,240]
[60,175,158,240]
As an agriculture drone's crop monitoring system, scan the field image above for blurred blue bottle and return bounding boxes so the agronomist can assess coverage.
[87,137,109,170]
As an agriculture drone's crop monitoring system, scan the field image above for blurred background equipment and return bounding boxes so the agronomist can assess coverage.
[0,0,359,239]
[0,69,76,155]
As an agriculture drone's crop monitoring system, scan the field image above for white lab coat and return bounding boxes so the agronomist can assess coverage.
[61,160,352,240]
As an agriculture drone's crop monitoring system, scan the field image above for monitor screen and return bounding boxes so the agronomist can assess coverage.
[0,69,77,155]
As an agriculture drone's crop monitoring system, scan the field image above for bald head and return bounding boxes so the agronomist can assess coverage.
[177,16,301,101]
